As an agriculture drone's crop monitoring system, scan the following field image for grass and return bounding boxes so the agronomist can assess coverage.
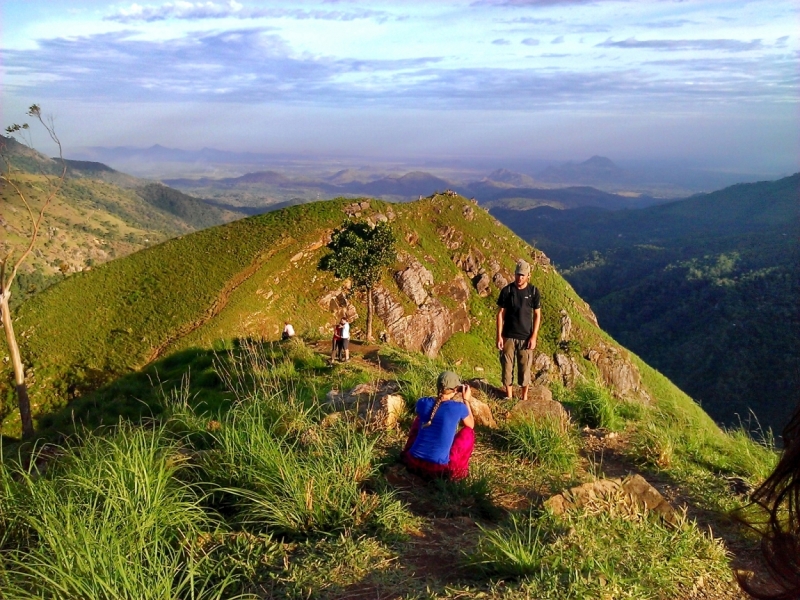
[559,380,625,431]
[470,507,730,599]
[2,192,587,436]
[0,425,242,599]
[502,415,579,474]
[0,192,784,597]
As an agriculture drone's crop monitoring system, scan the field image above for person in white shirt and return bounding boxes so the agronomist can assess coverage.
[339,317,351,362]
[282,321,295,340]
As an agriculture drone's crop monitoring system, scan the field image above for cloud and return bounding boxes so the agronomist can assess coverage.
[4,28,795,110]
[521,38,540,46]
[551,36,564,44]
[473,0,598,6]
[496,17,560,25]
[638,19,695,29]
[492,38,511,45]
[597,37,764,52]
[775,35,789,48]
[105,1,399,23]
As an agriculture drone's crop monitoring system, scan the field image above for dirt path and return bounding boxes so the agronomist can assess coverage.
[314,338,760,599]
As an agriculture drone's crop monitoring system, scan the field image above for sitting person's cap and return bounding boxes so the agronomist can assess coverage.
[515,260,531,276]
[437,371,461,393]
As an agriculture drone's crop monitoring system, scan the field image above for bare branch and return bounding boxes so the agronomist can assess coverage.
[1,104,68,295]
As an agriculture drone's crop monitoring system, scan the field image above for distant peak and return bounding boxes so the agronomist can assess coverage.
[582,156,617,168]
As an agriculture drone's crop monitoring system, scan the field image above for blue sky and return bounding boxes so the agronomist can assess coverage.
[1,0,797,171]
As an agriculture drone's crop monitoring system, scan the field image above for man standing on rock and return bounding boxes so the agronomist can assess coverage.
[496,259,541,401]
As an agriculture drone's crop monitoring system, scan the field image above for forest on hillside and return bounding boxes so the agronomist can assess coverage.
[491,174,800,434]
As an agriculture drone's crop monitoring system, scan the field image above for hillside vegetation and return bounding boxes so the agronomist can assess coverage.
[0,193,778,598]
[491,174,800,433]
[1,135,242,305]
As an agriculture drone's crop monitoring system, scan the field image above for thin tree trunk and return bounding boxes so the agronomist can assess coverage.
[1,295,34,439]
[366,285,374,342]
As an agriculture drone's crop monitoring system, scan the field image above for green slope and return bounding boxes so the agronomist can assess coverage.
[2,194,723,440]
[1,135,241,305]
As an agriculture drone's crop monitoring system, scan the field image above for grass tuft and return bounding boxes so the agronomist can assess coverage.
[503,415,579,473]
[0,425,240,599]
[470,508,730,599]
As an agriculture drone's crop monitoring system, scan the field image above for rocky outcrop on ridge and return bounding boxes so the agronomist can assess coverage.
[318,283,359,322]
[324,380,405,430]
[586,343,652,405]
[371,284,469,357]
[510,385,570,423]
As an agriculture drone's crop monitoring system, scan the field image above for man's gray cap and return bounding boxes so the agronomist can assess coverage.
[515,260,531,276]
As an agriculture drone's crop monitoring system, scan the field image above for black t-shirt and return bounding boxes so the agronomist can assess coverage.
[497,283,541,340]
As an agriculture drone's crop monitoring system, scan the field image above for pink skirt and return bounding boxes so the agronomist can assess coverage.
[400,417,475,481]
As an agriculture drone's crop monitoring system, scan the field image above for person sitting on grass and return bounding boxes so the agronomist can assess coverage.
[401,371,475,481]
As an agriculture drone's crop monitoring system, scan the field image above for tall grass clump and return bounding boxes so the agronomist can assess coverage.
[200,398,404,536]
[503,416,579,473]
[470,508,729,599]
[569,381,623,430]
[0,426,239,599]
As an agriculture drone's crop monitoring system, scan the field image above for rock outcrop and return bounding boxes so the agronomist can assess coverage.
[394,256,434,306]
[532,353,553,386]
[510,386,569,422]
[585,343,652,405]
[545,474,679,526]
[559,310,572,342]
[555,353,582,386]
[318,286,358,322]
[371,284,470,357]
[324,380,405,430]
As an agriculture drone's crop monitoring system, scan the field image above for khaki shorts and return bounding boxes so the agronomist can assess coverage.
[500,337,533,387]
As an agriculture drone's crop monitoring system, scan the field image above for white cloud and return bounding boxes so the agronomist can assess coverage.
[105,1,398,23]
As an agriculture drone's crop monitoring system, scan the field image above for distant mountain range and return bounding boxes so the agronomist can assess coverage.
[163,163,666,212]
[74,143,793,196]
[537,155,626,185]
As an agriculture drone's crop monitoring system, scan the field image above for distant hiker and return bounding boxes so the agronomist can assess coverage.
[496,259,541,401]
[401,371,475,480]
[331,320,343,361]
[736,401,800,599]
[339,317,350,362]
[282,321,295,340]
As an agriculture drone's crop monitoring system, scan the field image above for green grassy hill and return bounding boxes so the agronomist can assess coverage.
[1,135,242,305]
[491,173,800,433]
[0,193,779,598]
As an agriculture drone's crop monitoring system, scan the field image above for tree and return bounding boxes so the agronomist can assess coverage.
[319,219,397,342]
[0,105,66,439]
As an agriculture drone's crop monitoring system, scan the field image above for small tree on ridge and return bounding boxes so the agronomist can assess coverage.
[319,218,396,342]
[0,105,66,439]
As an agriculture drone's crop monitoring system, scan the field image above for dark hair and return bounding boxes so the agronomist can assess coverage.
[422,389,456,428]
[737,402,800,599]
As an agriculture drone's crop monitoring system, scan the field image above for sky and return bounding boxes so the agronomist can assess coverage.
[1,0,798,172]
